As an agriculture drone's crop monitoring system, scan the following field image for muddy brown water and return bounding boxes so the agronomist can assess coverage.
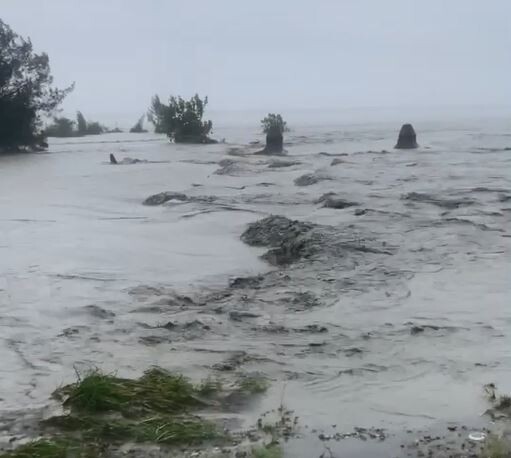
[0,118,510,456]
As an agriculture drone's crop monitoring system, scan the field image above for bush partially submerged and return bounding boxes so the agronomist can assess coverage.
[2,367,274,456]
[55,367,206,414]
[261,114,288,135]
[44,112,105,138]
[148,94,215,143]
[259,114,288,155]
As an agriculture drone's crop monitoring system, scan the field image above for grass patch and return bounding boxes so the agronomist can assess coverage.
[43,413,222,446]
[6,367,274,457]
[238,376,270,394]
[198,377,223,396]
[55,367,206,415]
[480,435,511,458]
[77,415,220,444]
[0,439,86,458]
[252,443,283,458]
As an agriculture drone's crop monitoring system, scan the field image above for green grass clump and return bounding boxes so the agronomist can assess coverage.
[56,368,205,414]
[0,439,72,458]
[198,377,223,396]
[480,435,511,458]
[252,443,283,458]
[44,413,222,446]
[238,376,269,394]
[81,415,220,445]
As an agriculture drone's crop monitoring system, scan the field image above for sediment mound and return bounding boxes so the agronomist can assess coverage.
[294,173,332,187]
[241,215,391,266]
[402,192,476,209]
[143,191,188,206]
[241,215,313,248]
[317,193,358,209]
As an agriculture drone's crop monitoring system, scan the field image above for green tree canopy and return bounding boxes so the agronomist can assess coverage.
[0,19,72,149]
[148,94,215,143]
[261,114,288,135]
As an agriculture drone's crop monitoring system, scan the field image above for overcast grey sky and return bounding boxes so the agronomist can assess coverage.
[2,0,510,124]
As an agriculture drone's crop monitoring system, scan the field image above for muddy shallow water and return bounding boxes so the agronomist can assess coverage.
[0,118,510,456]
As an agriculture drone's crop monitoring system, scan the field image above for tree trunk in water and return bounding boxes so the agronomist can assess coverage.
[265,130,283,154]
[395,124,418,149]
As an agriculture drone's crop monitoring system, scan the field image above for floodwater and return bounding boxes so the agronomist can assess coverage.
[0,116,510,456]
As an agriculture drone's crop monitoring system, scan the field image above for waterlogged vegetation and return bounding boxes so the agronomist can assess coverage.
[1,368,281,457]
[259,113,288,154]
[480,434,511,458]
[44,111,106,138]
[0,19,72,150]
[251,443,284,458]
[148,94,215,143]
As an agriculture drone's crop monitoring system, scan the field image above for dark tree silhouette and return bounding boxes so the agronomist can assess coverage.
[148,94,215,143]
[129,114,148,133]
[0,19,72,150]
[76,111,87,135]
[260,113,288,154]
[44,117,75,137]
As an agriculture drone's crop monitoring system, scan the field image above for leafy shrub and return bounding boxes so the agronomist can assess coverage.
[0,19,72,149]
[261,114,288,135]
[148,94,215,143]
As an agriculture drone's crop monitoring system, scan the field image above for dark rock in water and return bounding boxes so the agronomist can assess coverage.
[317,193,358,209]
[214,158,242,175]
[395,124,418,149]
[289,291,321,310]
[330,158,346,166]
[242,215,393,266]
[83,305,115,319]
[294,173,331,187]
[119,157,148,165]
[268,159,299,168]
[109,153,118,164]
[323,198,358,209]
[229,310,262,321]
[143,191,188,206]
[229,275,264,289]
[160,320,209,331]
[402,192,476,209]
[354,208,368,216]
[410,324,441,335]
[241,215,313,247]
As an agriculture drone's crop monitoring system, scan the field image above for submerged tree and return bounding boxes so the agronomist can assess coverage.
[147,96,166,134]
[0,19,73,150]
[260,113,288,154]
[129,114,148,133]
[85,121,104,135]
[44,112,105,137]
[148,94,215,143]
[44,117,75,137]
[76,111,87,136]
